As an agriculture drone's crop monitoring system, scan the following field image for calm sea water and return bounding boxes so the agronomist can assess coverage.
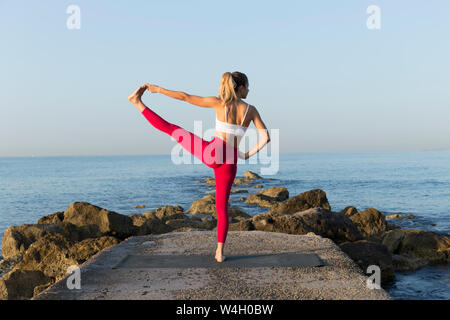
[0,151,449,299]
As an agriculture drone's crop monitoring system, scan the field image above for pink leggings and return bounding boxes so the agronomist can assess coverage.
[141,106,238,243]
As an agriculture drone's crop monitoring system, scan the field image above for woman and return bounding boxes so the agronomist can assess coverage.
[128,71,270,262]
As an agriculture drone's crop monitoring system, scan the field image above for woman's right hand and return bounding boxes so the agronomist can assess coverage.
[145,83,160,93]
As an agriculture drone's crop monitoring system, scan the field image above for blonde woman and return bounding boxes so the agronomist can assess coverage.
[128,71,270,262]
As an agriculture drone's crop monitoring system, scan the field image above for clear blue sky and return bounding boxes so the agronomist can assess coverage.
[1,0,449,157]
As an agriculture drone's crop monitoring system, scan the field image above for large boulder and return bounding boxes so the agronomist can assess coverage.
[1,224,64,259]
[349,208,388,240]
[0,269,51,300]
[395,229,449,264]
[13,234,79,280]
[338,240,395,285]
[63,202,135,239]
[252,207,363,243]
[245,187,289,207]
[268,189,331,215]
[1,222,104,260]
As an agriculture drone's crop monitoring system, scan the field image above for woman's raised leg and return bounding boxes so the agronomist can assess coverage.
[129,87,219,168]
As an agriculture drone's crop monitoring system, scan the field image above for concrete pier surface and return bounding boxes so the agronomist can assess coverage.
[33,231,391,300]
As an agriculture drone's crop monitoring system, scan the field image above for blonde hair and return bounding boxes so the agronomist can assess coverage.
[218,71,248,106]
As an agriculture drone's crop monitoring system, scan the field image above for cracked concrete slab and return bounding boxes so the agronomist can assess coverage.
[33,231,392,300]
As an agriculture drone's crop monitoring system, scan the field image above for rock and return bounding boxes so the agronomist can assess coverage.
[212,207,252,222]
[0,269,51,300]
[340,206,358,217]
[230,189,248,194]
[37,211,64,224]
[386,213,403,220]
[13,234,79,280]
[396,229,450,264]
[135,205,146,208]
[244,171,262,179]
[245,187,289,207]
[382,229,405,253]
[268,189,331,215]
[69,236,120,263]
[154,205,185,221]
[186,194,217,215]
[63,202,135,239]
[338,240,395,285]
[33,282,54,297]
[165,219,213,230]
[233,177,249,186]
[238,197,246,201]
[2,224,58,259]
[349,208,388,240]
[392,254,428,272]
[252,207,363,244]
[228,219,255,231]
[249,184,263,189]
[0,255,23,276]
[136,218,173,236]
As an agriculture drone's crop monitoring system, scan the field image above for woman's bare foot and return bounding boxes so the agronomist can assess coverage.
[128,85,147,105]
[215,249,226,263]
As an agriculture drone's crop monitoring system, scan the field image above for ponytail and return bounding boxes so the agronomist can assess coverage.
[218,71,248,107]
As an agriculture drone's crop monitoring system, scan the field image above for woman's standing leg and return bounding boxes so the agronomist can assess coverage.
[214,162,237,261]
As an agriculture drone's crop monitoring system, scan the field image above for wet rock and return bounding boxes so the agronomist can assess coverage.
[249,184,263,189]
[396,229,449,265]
[268,189,331,215]
[135,205,146,208]
[382,229,405,253]
[338,240,395,285]
[386,213,403,220]
[392,254,428,272]
[245,187,289,207]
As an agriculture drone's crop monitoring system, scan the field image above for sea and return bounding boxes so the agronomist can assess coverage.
[0,151,449,299]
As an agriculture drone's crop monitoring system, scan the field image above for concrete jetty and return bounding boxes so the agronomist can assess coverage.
[33,231,391,300]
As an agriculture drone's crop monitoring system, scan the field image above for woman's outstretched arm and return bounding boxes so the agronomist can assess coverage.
[146,83,219,109]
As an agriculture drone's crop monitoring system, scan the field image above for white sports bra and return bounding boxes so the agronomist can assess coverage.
[215,103,250,136]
